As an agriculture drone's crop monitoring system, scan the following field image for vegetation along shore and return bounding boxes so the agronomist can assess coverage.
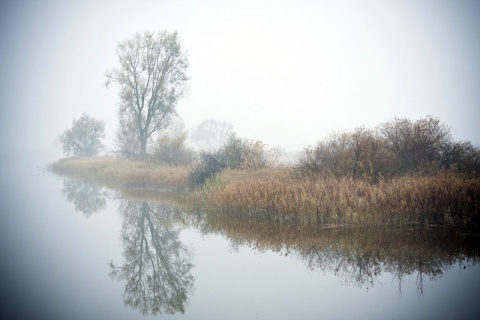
[52,31,480,230]
[52,115,480,230]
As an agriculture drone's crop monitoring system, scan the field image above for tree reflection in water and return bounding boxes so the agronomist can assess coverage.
[59,176,479,305]
[109,199,194,316]
[61,179,107,217]
[198,213,480,296]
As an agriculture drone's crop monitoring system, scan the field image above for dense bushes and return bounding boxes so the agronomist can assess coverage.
[440,140,480,175]
[298,115,480,181]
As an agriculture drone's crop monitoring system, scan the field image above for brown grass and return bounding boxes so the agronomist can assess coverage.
[50,157,480,229]
[188,167,480,228]
[50,157,190,189]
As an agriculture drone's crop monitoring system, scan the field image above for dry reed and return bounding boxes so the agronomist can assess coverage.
[189,167,480,228]
[51,157,480,229]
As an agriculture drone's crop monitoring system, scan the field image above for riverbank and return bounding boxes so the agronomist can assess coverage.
[50,157,480,229]
[50,157,190,189]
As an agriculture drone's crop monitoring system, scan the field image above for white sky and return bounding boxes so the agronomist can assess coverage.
[1,0,479,160]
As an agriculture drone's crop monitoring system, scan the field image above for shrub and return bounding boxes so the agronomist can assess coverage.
[297,129,392,181]
[440,140,480,175]
[296,116,472,181]
[152,133,195,166]
[189,150,228,185]
[189,134,278,185]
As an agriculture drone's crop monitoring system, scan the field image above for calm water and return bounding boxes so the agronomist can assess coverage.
[1,156,480,319]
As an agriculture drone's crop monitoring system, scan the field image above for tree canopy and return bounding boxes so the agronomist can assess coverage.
[106,30,189,159]
[60,113,105,157]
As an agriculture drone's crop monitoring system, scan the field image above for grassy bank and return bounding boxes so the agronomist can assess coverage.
[50,157,190,190]
[50,157,480,229]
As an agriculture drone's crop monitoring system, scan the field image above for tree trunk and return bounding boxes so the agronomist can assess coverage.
[140,139,148,160]
[139,129,148,159]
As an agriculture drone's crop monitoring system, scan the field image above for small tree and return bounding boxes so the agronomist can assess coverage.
[190,119,233,151]
[222,136,278,170]
[60,113,105,157]
[152,118,195,166]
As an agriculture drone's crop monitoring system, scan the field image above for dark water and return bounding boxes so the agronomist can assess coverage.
[1,156,480,320]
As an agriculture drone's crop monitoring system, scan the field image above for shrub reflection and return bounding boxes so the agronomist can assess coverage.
[198,213,480,295]
[60,177,479,302]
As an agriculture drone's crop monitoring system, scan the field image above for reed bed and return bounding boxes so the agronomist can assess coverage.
[50,157,190,189]
[189,168,480,228]
[51,157,480,228]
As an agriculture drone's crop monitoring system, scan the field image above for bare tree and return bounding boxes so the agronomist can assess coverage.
[106,31,189,159]
[190,119,233,151]
[60,113,105,157]
[110,200,194,316]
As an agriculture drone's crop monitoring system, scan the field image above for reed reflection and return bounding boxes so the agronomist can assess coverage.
[109,199,194,316]
[199,213,480,295]
[61,178,107,217]
[59,177,479,300]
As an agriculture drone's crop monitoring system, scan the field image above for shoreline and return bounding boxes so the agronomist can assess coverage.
[50,157,480,230]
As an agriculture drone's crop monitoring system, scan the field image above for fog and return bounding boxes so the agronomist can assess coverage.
[1,0,479,161]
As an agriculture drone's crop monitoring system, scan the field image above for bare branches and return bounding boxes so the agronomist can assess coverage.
[109,200,194,315]
[106,31,189,159]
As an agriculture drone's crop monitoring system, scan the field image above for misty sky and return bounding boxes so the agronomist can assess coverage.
[1,0,479,160]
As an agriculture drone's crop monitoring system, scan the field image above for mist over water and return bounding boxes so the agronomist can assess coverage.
[1,1,480,319]
[1,156,479,319]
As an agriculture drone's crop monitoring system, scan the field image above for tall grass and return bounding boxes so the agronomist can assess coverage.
[50,157,480,229]
[188,167,480,228]
[50,157,190,189]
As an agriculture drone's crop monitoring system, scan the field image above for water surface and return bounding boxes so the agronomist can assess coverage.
[1,156,479,319]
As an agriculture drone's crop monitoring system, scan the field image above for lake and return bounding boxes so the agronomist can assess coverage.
[1,156,479,319]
